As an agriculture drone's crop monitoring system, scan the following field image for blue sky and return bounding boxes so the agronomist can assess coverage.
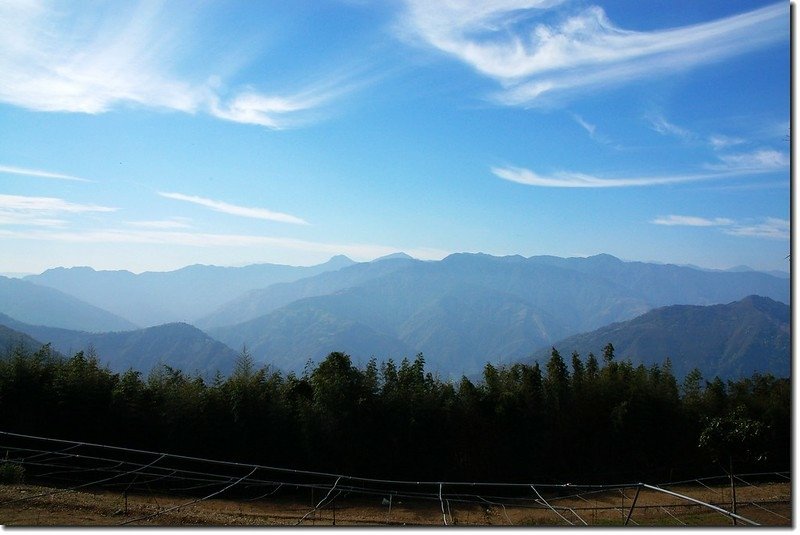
[0,0,790,274]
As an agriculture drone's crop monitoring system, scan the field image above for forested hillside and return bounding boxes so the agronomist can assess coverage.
[0,314,238,376]
[0,344,788,484]
[0,324,45,354]
[537,296,790,380]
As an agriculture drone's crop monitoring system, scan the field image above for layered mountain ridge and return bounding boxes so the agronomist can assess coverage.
[2,253,790,380]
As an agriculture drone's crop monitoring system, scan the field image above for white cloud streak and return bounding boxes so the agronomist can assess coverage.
[492,146,789,189]
[725,217,789,240]
[208,93,319,130]
[571,114,596,137]
[651,215,734,227]
[492,165,737,188]
[0,194,116,214]
[0,1,353,128]
[0,193,116,228]
[0,214,66,227]
[0,164,91,182]
[706,149,789,172]
[125,218,192,230]
[400,1,786,106]
[651,214,788,240]
[644,114,775,161]
[158,192,308,225]
[646,114,695,141]
[570,113,618,146]
[708,134,746,150]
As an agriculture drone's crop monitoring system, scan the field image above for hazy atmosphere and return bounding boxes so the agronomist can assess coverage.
[0,0,790,274]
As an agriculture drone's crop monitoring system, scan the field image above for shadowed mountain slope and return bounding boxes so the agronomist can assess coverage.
[534,295,790,380]
[0,314,239,377]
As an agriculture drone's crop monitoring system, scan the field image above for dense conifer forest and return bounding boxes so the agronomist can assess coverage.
[0,343,789,484]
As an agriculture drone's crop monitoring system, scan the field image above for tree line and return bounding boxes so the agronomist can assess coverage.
[0,343,789,483]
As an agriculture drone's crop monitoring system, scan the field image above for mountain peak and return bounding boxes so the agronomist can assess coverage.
[586,253,623,263]
[42,266,96,274]
[324,255,356,268]
[736,294,789,314]
[372,252,414,262]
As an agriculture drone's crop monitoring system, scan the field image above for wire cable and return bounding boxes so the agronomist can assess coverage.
[0,430,789,527]
[0,453,166,507]
[748,501,789,521]
[476,496,513,525]
[244,482,283,501]
[530,485,573,525]
[642,483,759,526]
[567,507,588,525]
[658,505,686,525]
[295,476,342,526]
[118,465,259,526]
[439,483,447,525]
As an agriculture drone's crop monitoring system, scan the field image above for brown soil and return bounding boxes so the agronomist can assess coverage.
[0,481,791,526]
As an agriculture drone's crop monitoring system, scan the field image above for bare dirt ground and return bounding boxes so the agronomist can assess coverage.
[0,481,791,526]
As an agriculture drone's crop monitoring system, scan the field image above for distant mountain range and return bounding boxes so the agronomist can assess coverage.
[207,253,789,377]
[23,255,356,327]
[0,276,137,332]
[1,253,790,379]
[196,255,420,329]
[534,295,790,380]
[0,314,239,377]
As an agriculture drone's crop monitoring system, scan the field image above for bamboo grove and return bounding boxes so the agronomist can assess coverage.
[0,343,789,484]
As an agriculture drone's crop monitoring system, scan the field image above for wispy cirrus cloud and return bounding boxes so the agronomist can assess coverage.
[571,113,618,146]
[644,114,782,161]
[644,116,788,174]
[125,217,193,230]
[0,164,91,182]
[646,113,695,141]
[0,1,356,128]
[492,165,738,188]
[708,134,746,150]
[705,149,789,172]
[158,192,308,225]
[399,1,786,106]
[208,92,323,130]
[206,76,359,130]
[493,143,789,189]
[0,193,116,228]
[725,217,789,240]
[571,114,596,137]
[651,215,734,227]
[652,214,788,240]
[0,213,66,228]
[0,194,116,214]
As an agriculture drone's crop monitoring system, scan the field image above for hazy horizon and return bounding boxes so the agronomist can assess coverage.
[1,250,791,279]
